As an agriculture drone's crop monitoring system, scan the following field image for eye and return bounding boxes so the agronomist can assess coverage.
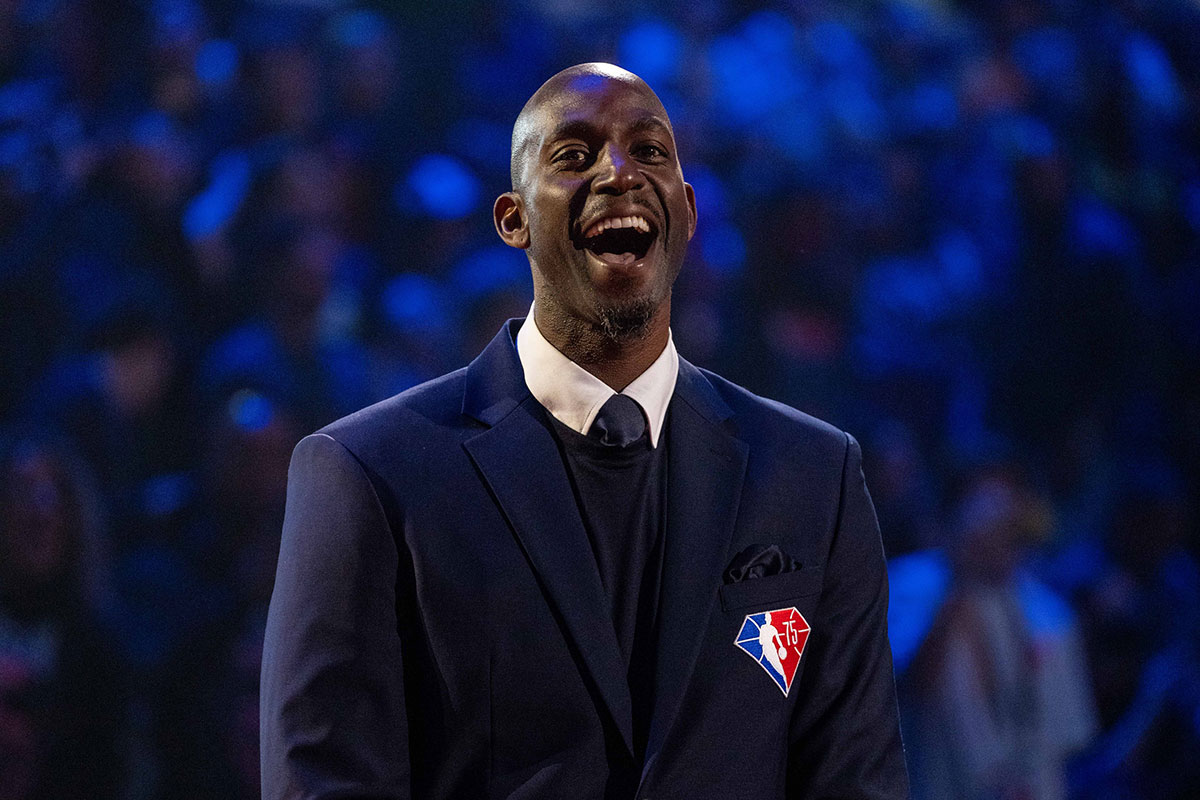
[553,147,590,166]
[634,143,669,161]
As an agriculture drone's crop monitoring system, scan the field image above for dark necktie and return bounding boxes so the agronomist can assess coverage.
[588,394,648,447]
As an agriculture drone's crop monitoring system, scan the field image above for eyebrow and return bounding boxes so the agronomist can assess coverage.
[628,115,672,136]
[542,115,673,151]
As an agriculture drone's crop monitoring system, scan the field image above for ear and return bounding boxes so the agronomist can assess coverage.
[684,181,697,241]
[493,192,530,249]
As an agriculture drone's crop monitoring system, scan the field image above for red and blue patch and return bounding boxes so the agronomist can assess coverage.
[734,607,810,696]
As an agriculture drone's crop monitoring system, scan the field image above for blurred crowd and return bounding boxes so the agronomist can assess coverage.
[1,0,1198,798]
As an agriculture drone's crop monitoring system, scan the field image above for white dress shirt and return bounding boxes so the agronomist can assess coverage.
[515,304,678,448]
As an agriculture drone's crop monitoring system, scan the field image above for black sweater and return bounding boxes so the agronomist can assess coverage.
[548,412,668,760]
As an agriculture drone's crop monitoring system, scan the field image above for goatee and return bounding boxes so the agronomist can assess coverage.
[595,295,657,343]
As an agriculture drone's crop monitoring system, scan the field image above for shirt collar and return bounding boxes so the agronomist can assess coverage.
[515,304,678,448]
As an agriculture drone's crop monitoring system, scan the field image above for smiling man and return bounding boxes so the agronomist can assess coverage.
[262,63,909,799]
[495,63,694,387]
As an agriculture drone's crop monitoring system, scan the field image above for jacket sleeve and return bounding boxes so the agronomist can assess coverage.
[260,433,411,799]
[785,433,910,799]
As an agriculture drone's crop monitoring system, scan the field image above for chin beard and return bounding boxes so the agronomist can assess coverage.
[594,295,658,343]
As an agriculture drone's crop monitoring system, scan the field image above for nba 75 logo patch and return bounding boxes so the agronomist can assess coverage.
[734,607,811,696]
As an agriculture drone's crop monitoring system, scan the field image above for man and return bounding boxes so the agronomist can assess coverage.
[261,62,909,799]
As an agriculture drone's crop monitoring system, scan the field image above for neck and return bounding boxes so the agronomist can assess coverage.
[532,297,670,392]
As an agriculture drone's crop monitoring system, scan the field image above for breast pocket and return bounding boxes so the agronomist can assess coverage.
[718,567,824,612]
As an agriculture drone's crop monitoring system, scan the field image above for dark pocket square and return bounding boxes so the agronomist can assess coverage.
[724,543,802,584]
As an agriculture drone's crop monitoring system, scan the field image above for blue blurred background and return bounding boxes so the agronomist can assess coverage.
[1,0,1198,798]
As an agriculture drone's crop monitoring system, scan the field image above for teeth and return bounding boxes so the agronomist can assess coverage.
[584,215,651,239]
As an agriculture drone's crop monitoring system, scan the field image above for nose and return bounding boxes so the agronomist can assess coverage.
[592,144,644,194]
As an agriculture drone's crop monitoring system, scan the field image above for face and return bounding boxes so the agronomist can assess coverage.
[495,70,696,339]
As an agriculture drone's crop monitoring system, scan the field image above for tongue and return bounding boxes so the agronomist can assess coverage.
[594,251,638,265]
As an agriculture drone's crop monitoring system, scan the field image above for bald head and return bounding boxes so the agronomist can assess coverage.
[509,62,671,192]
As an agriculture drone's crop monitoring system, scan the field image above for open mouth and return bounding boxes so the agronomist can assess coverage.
[578,215,658,266]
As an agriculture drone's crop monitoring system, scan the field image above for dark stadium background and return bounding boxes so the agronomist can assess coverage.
[1,0,1198,797]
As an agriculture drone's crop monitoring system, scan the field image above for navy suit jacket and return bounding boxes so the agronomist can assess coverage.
[261,318,909,799]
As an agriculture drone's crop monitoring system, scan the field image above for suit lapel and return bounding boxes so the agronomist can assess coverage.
[461,320,635,757]
[644,358,749,770]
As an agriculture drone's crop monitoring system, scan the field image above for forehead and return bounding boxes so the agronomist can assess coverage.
[533,75,672,140]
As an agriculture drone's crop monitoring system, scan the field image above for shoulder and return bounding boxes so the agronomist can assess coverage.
[692,366,853,466]
[303,367,472,466]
